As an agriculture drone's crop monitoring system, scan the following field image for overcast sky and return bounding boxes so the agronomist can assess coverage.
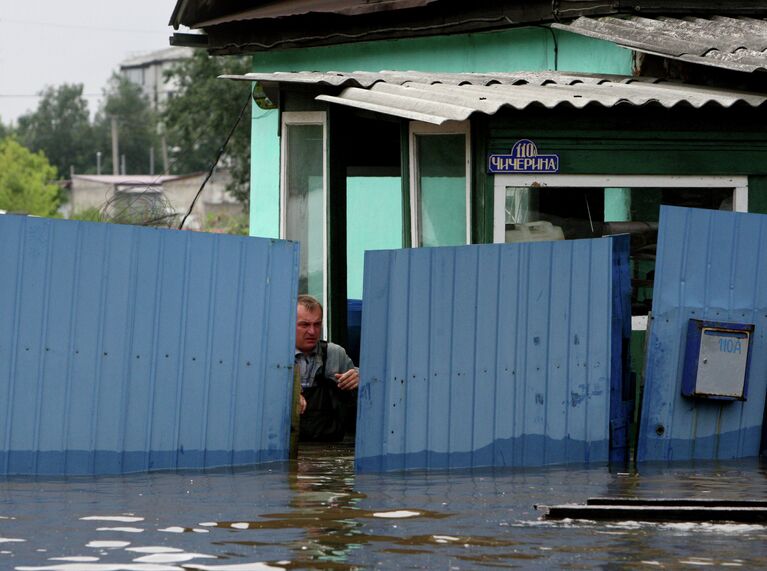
[0,1,185,123]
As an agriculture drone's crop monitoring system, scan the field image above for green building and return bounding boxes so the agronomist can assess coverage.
[170,1,767,356]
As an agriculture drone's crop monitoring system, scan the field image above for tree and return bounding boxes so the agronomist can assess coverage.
[0,138,59,216]
[93,74,160,175]
[15,84,93,177]
[162,51,251,205]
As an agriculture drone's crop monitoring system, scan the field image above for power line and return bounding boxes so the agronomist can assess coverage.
[0,93,102,99]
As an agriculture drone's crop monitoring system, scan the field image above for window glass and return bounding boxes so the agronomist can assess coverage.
[416,134,466,247]
[503,185,733,314]
[285,123,324,300]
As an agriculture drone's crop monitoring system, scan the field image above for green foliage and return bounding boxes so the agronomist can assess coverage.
[69,207,104,222]
[15,84,93,177]
[93,74,160,175]
[0,138,60,216]
[162,51,252,205]
[203,211,249,235]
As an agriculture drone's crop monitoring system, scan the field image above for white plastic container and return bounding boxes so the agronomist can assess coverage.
[505,220,564,243]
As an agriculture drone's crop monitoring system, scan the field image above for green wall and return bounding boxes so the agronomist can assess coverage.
[248,28,633,238]
[749,176,767,214]
[250,109,280,238]
[346,177,402,299]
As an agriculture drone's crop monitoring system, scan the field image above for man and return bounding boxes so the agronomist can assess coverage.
[295,294,359,442]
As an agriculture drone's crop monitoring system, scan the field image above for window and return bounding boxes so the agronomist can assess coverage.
[494,175,748,321]
[409,122,471,247]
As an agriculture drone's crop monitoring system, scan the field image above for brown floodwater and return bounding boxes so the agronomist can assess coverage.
[1,442,767,569]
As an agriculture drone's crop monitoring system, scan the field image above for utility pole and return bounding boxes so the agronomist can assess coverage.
[149,146,155,176]
[111,117,119,176]
[121,154,126,176]
[96,151,102,175]
[161,135,169,174]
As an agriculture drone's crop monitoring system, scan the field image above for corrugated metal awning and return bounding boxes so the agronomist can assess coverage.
[552,16,767,73]
[222,70,767,124]
[194,0,438,28]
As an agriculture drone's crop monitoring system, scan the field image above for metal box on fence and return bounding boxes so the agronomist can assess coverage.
[681,319,755,401]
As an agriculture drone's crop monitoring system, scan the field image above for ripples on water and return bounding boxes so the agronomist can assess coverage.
[1,443,767,569]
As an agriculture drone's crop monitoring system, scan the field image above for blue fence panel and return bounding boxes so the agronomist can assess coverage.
[356,237,631,472]
[0,215,298,475]
[638,206,767,462]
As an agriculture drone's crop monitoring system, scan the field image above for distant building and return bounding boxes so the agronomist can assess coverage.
[70,170,241,230]
[119,46,193,111]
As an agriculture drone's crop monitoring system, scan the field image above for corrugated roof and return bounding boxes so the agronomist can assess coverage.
[553,16,767,73]
[195,0,438,28]
[222,70,767,124]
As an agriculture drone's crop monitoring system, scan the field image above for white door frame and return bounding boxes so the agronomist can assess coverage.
[409,121,472,246]
[493,174,749,244]
[280,111,329,319]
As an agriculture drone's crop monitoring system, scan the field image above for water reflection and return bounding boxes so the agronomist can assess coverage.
[0,449,766,569]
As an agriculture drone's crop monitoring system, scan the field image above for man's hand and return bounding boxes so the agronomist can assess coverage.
[299,393,307,414]
[335,368,359,390]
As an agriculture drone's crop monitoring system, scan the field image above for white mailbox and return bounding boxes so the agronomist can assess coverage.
[681,319,754,401]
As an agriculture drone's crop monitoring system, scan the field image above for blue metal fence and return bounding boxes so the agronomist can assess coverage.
[356,237,631,472]
[638,206,767,462]
[0,215,298,475]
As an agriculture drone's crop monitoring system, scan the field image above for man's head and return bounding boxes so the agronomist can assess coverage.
[296,294,323,353]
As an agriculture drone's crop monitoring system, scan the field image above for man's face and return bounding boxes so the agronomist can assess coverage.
[296,304,322,353]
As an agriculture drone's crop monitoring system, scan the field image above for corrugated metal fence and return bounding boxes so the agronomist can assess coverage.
[0,215,298,475]
[356,237,632,471]
[638,206,767,462]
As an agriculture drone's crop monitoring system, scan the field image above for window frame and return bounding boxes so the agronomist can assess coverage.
[493,174,748,243]
[408,121,472,247]
[280,111,329,317]
[492,174,749,330]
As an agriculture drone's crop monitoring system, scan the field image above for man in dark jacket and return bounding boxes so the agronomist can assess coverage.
[294,294,358,441]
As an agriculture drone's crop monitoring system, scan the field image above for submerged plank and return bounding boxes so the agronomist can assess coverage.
[537,504,767,523]
[586,497,767,507]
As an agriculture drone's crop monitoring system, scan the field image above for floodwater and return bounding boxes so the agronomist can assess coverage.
[2,443,767,570]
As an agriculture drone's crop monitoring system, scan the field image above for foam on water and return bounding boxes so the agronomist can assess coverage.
[15,565,185,570]
[181,564,283,570]
[80,517,144,523]
[96,528,144,533]
[126,548,183,554]
[85,541,131,549]
[371,510,420,518]
[133,553,216,563]
[157,528,185,534]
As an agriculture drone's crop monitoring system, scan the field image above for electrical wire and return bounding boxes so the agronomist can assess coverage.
[177,88,251,230]
[537,25,560,70]
[0,17,168,35]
